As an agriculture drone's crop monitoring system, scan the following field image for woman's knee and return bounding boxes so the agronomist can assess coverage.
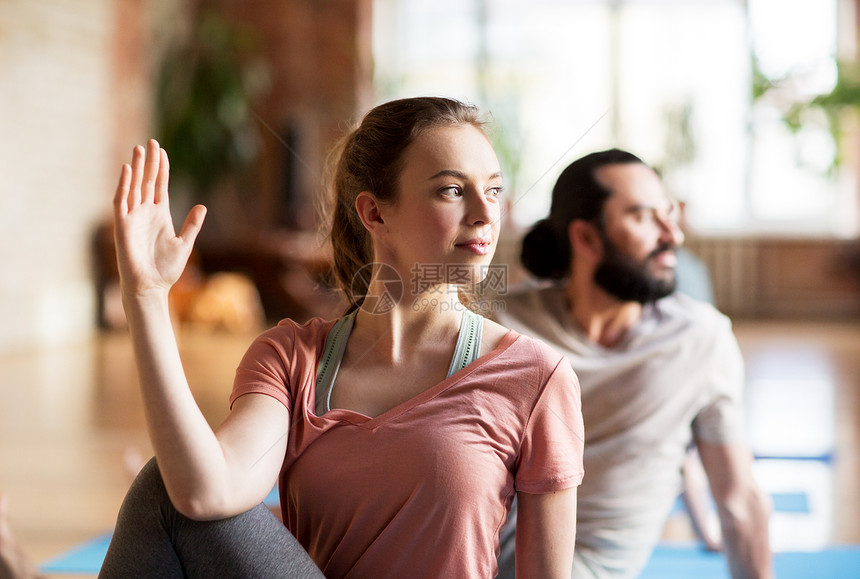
[116,457,172,522]
[130,457,167,495]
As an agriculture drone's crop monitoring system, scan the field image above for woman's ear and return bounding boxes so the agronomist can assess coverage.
[568,220,603,261]
[355,191,387,236]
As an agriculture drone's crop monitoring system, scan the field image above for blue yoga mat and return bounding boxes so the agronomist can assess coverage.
[40,533,112,574]
[38,486,855,577]
[639,544,730,578]
[672,491,810,515]
[639,543,860,579]
[42,538,860,577]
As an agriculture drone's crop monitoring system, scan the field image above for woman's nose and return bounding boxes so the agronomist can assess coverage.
[467,190,498,226]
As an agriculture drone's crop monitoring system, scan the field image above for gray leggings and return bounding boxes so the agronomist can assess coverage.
[98,458,324,578]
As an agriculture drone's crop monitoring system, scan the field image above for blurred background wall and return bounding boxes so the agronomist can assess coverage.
[1,0,859,354]
[0,0,373,352]
[0,0,145,352]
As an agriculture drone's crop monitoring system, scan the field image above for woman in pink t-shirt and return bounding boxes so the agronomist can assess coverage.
[100,97,584,578]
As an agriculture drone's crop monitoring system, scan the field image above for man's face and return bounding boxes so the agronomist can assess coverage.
[590,163,685,304]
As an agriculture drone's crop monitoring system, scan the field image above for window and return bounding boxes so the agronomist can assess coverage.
[373,0,847,235]
[748,0,846,235]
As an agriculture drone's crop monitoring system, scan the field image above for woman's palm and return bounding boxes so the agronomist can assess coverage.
[113,140,206,295]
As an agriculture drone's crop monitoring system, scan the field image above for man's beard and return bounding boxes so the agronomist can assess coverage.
[593,235,677,304]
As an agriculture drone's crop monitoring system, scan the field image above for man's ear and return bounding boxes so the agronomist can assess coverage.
[568,220,603,261]
[355,191,387,236]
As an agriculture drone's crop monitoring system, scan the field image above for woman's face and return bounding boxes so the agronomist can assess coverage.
[376,124,503,293]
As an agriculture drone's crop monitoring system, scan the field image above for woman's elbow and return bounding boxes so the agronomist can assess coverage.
[169,487,238,521]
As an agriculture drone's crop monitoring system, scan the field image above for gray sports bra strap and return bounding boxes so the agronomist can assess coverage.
[446,308,483,377]
[315,309,357,415]
[314,308,483,415]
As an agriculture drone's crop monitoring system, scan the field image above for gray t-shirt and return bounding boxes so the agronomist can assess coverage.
[494,286,745,579]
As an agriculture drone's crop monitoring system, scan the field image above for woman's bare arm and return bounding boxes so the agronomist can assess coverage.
[114,140,287,519]
[515,488,577,578]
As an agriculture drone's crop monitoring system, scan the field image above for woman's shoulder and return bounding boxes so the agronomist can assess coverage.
[248,315,340,357]
[481,314,566,370]
[478,315,513,355]
[273,315,339,333]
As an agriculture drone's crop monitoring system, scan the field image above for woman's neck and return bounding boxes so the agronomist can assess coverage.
[353,284,463,364]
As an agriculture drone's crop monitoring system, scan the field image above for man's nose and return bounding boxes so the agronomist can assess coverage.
[658,215,685,248]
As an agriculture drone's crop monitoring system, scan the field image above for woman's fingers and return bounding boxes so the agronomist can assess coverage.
[154,147,170,205]
[128,145,145,210]
[178,204,207,250]
[121,140,168,212]
[111,140,200,293]
[114,164,131,216]
[141,139,160,204]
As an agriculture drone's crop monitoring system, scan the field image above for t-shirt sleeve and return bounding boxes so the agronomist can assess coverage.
[693,322,746,444]
[515,353,585,494]
[229,330,293,411]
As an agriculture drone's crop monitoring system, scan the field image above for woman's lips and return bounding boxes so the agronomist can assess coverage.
[455,239,493,255]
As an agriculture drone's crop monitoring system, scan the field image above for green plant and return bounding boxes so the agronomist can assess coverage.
[754,56,860,173]
[155,9,269,200]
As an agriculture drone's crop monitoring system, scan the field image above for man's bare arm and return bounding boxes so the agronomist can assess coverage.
[698,441,772,578]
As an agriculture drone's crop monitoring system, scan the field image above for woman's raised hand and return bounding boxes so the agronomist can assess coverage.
[113,139,207,297]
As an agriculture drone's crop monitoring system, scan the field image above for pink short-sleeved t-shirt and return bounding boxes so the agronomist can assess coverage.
[231,317,584,579]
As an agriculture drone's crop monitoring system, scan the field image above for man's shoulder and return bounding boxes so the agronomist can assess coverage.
[495,281,561,312]
[651,292,735,342]
[490,283,563,328]
[484,283,585,361]
[656,292,730,324]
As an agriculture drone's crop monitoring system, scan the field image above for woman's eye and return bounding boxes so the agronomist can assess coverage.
[440,186,462,198]
[487,186,503,198]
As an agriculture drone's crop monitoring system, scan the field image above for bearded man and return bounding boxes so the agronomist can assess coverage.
[494,149,772,579]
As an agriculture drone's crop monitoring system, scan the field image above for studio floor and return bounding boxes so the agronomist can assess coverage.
[1,317,858,578]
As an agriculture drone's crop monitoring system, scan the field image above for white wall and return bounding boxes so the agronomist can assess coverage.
[0,0,116,352]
